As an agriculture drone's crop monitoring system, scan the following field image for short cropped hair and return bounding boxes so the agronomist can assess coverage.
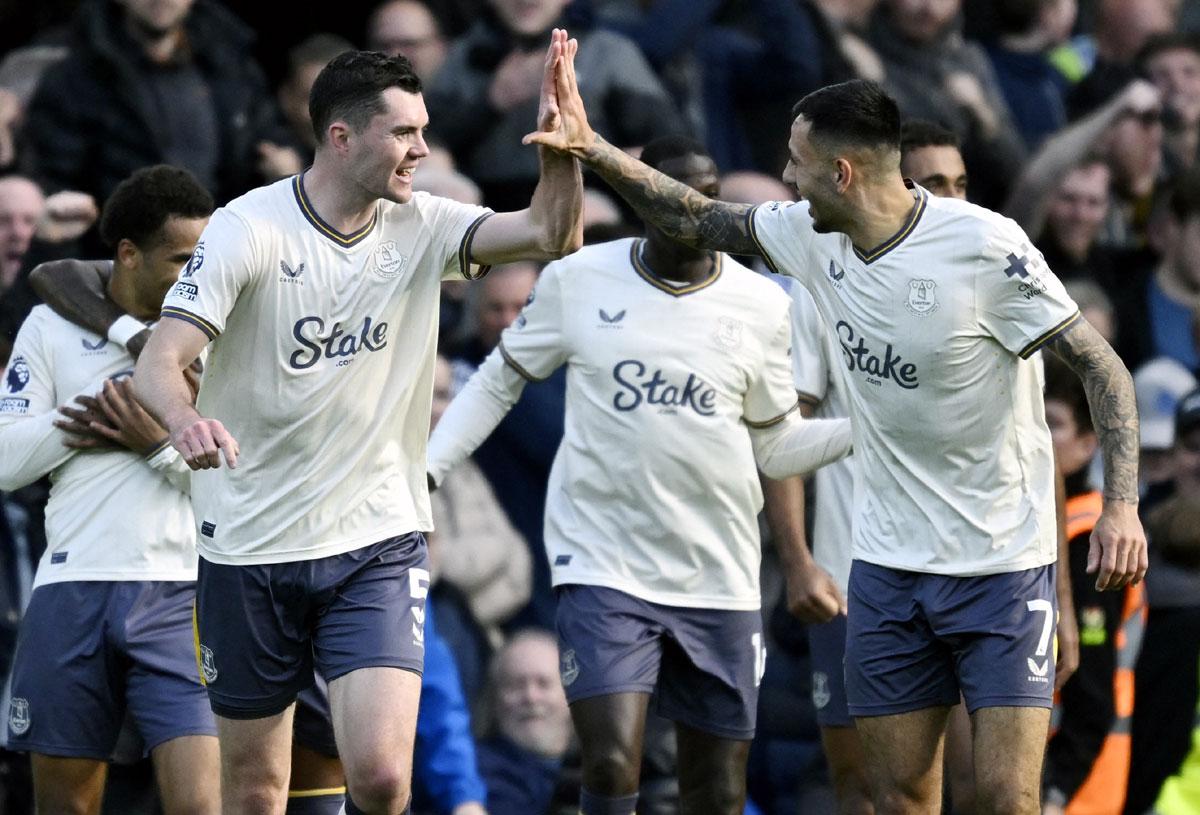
[793,80,901,153]
[309,50,422,144]
[900,119,960,157]
[98,165,213,249]
[640,135,712,173]
[1137,33,1200,75]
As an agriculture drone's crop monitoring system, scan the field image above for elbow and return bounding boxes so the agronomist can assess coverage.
[537,222,584,260]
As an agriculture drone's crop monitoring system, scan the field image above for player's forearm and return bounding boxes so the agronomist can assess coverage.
[427,351,527,486]
[132,338,202,436]
[760,473,814,571]
[0,412,73,491]
[28,259,120,337]
[576,135,759,255]
[751,415,853,480]
[528,147,584,258]
[1047,322,1140,504]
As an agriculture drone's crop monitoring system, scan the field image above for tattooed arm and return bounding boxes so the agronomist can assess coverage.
[520,30,760,256]
[1044,318,1148,590]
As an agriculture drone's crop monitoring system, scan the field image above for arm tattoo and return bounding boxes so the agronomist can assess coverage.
[1044,319,1140,504]
[583,137,760,256]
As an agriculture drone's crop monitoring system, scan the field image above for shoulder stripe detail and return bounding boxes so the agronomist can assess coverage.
[292,174,378,248]
[744,400,800,429]
[630,239,723,296]
[1018,311,1082,359]
[853,188,927,264]
[499,343,548,383]
[161,308,219,340]
[458,212,495,280]
[746,205,781,274]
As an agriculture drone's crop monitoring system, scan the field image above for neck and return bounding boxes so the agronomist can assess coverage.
[845,179,920,253]
[640,232,714,284]
[303,158,378,235]
[107,265,153,320]
[126,17,183,64]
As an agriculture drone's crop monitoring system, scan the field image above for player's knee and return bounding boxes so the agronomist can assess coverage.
[974,777,1039,815]
[344,763,410,811]
[228,786,290,815]
[33,792,97,815]
[874,783,938,815]
[832,780,874,815]
[680,776,743,815]
[582,744,641,795]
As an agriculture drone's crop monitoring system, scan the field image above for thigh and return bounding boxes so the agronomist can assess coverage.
[854,706,951,811]
[328,666,420,782]
[151,735,220,815]
[8,584,122,758]
[30,754,107,815]
[196,558,314,719]
[845,562,959,718]
[216,707,296,798]
[809,613,853,728]
[655,604,763,741]
[970,706,1049,815]
[122,582,218,753]
[555,585,665,704]
[819,726,873,815]
[947,566,1057,713]
[675,722,750,815]
[570,691,651,793]
[313,534,429,683]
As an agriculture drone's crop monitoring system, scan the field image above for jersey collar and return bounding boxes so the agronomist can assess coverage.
[292,173,379,248]
[631,239,723,297]
[851,182,927,265]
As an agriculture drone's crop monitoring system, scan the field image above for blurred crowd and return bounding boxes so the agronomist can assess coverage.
[6,0,1200,813]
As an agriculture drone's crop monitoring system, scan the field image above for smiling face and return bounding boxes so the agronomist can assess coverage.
[782,117,852,234]
[342,87,431,205]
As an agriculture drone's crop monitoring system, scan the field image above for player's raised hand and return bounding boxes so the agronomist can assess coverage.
[170,412,239,470]
[523,29,595,155]
[1088,502,1148,591]
[785,561,846,623]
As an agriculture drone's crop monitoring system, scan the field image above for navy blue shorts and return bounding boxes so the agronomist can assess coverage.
[845,560,1057,717]
[555,584,765,740]
[7,581,216,757]
[194,533,429,720]
[807,613,852,728]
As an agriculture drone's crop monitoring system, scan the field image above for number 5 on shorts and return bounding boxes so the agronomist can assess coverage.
[409,568,430,646]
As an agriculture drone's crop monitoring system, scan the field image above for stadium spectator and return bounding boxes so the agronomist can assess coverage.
[0,176,41,297]
[983,0,1075,151]
[0,45,67,173]
[424,0,685,210]
[1042,355,1147,815]
[899,119,968,199]
[366,0,449,84]
[0,164,217,815]
[449,262,563,631]
[1064,279,1117,346]
[1006,79,1164,252]
[1133,357,1198,493]
[868,0,1027,209]
[475,630,575,814]
[1066,0,1174,122]
[19,0,291,205]
[272,34,355,170]
[1138,34,1200,178]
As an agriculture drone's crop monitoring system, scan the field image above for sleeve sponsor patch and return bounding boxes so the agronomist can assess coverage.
[171,281,199,302]
[0,397,30,414]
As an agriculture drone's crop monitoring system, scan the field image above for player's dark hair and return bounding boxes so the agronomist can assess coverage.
[640,135,711,173]
[1043,354,1093,435]
[309,50,422,144]
[792,80,901,153]
[900,119,960,157]
[98,165,213,250]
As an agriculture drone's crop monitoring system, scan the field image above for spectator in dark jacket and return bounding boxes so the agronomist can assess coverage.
[19,0,293,206]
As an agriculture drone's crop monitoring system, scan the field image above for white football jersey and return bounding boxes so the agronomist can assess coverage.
[0,307,196,588]
[750,189,1077,576]
[496,238,799,609]
[159,175,492,564]
[787,282,857,594]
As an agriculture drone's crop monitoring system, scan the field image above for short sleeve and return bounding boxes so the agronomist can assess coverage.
[0,309,55,419]
[744,311,801,428]
[415,194,495,282]
[496,263,568,382]
[789,283,830,405]
[748,200,818,281]
[160,208,258,340]
[975,217,1080,359]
